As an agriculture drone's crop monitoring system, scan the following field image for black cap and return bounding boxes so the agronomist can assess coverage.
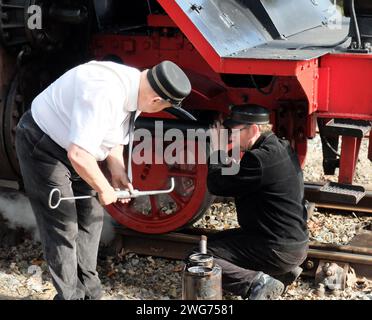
[223,104,270,128]
[147,61,192,108]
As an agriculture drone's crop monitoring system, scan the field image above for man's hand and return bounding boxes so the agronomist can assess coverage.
[98,187,118,206]
[111,172,134,204]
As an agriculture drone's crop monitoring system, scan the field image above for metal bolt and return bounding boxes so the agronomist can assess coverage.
[364,42,372,52]
[306,260,314,270]
[326,270,333,277]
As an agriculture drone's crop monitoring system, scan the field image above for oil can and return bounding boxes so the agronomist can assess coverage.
[182,236,222,300]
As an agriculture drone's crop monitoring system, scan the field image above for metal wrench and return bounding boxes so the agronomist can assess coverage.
[48,177,175,209]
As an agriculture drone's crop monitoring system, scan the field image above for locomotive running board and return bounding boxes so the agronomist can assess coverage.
[323,119,371,138]
[319,182,366,205]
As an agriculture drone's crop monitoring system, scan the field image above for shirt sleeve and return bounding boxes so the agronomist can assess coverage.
[207,150,262,197]
[69,81,113,159]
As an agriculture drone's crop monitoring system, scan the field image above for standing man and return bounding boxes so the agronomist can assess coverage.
[207,104,309,300]
[15,60,191,300]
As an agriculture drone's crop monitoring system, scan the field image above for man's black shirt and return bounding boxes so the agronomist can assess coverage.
[207,132,309,250]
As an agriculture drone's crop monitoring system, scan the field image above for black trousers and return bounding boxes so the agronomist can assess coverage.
[201,228,308,298]
[15,110,104,300]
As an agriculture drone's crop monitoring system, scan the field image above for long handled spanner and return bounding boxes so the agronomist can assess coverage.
[48,178,175,210]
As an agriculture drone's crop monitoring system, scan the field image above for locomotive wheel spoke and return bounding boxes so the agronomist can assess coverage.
[149,196,160,218]
[169,191,187,208]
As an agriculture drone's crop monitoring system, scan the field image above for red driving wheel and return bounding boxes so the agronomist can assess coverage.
[105,121,213,234]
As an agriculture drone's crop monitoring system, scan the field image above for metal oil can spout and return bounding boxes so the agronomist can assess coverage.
[199,235,207,254]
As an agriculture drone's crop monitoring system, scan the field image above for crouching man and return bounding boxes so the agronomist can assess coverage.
[206,104,309,300]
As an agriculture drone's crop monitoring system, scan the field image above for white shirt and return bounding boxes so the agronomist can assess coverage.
[31,61,141,161]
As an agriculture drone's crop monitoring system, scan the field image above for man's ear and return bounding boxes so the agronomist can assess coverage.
[251,124,260,136]
[152,96,163,104]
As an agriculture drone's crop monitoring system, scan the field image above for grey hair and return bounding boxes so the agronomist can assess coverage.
[258,124,273,133]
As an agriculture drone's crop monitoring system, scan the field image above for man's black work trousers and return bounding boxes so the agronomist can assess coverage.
[15,110,104,300]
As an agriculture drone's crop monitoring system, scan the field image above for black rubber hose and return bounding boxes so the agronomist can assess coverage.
[250,75,277,96]
[165,106,197,121]
[350,0,362,48]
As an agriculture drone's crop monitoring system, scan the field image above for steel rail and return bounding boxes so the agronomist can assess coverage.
[307,248,372,265]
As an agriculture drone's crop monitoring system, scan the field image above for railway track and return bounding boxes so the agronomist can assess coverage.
[114,227,372,281]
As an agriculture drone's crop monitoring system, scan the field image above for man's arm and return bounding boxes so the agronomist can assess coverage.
[106,144,126,176]
[207,151,262,197]
[67,144,117,205]
[106,144,133,204]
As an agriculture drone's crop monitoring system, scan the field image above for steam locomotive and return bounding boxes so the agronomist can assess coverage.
[0,0,370,233]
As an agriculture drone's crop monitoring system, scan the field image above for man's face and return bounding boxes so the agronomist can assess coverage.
[229,124,257,151]
[139,97,172,113]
